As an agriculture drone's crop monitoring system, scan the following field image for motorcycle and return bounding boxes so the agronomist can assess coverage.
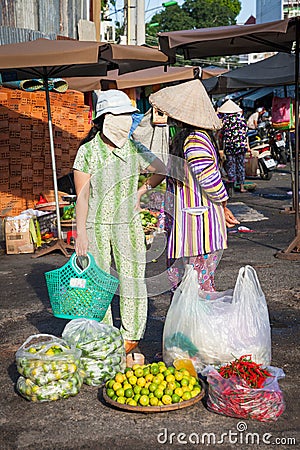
[246,128,277,180]
[255,118,288,165]
[268,128,288,165]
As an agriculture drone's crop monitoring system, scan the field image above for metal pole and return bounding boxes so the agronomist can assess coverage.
[294,16,299,235]
[44,73,62,240]
[136,0,145,45]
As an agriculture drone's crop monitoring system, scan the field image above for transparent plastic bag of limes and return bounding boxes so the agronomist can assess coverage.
[15,333,83,402]
[62,319,126,386]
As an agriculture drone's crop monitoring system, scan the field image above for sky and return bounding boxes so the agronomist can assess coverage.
[111,1,256,25]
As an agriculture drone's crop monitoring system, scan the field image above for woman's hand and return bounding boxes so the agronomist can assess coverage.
[224,206,240,228]
[75,231,89,256]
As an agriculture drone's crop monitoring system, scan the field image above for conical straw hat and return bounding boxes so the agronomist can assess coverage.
[149,79,222,130]
[217,99,242,114]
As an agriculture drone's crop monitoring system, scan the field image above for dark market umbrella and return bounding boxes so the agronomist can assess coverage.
[159,17,300,259]
[0,39,168,257]
[203,52,298,94]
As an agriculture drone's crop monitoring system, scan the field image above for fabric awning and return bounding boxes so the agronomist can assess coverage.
[242,87,275,108]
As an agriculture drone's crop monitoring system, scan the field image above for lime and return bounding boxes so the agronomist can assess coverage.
[133,385,142,394]
[139,395,150,406]
[117,396,126,404]
[149,382,158,393]
[123,382,132,391]
[128,375,137,386]
[175,387,183,397]
[145,374,154,383]
[127,398,137,406]
[165,374,175,383]
[181,378,189,387]
[163,369,171,378]
[106,388,115,398]
[150,397,159,406]
[28,347,37,354]
[167,366,175,375]
[164,388,173,397]
[134,393,141,402]
[115,373,125,384]
[116,388,125,397]
[154,388,163,399]
[112,394,118,401]
[136,377,146,387]
[112,382,122,392]
[134,368,144,378]
[124,388,134,398]
[150,364,159,375]
[182,391,192,401]
[162,394,172,405]
[125,370,134,379]
[140,387,149,396]
[172,393,180,403]
[143,367,150,376]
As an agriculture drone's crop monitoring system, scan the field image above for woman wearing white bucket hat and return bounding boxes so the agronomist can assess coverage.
[149,79,239,292]
[73,89,166,354]
[217,99,249,193]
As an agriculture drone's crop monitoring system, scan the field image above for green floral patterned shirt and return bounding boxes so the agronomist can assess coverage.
[73,134,156,224]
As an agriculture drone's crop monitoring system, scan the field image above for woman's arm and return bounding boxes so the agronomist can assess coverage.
[74,169,91,256]
[136,157,166,210]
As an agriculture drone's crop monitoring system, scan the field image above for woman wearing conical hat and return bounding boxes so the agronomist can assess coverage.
[217,99,249,193]
[149,79,239,292]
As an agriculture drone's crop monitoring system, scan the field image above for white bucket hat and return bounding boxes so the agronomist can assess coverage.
[95,89,139,119]
[217,99,242,114]
[149,79,222,130]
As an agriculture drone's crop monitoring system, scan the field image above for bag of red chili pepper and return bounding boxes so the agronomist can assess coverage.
[202,359,285,422]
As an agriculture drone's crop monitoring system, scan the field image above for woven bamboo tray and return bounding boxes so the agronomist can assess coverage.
[102,381,205,414]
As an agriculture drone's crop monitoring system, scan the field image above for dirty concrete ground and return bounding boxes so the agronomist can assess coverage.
[0,167,299,450]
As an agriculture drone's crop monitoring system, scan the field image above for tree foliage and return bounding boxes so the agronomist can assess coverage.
[147,0,241,36]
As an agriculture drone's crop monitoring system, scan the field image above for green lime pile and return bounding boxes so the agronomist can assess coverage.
[105,361,202,407]
[15,335,83,402]
[62,319,126,386]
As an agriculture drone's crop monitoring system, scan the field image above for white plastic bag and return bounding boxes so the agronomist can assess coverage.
[163,265,271,371]
[62,319,126,386]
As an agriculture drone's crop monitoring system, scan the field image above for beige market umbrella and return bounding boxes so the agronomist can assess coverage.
[66,65,198,91]
[0,38,168,257]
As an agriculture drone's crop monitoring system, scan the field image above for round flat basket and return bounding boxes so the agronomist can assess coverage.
[102,381,205,413]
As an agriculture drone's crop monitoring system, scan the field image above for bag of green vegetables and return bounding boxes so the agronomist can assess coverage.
[62,319,126,386]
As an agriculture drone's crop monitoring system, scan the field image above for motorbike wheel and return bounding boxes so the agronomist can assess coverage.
[258,161,273,180]
[279,149,287,165]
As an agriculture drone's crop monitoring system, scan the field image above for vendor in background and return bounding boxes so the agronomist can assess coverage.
[247,106,265,130]
[217,99,249,193]
[73,90,166,354]
[149,79,239,293]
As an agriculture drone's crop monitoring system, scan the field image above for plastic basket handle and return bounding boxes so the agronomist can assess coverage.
[70,252,94,274]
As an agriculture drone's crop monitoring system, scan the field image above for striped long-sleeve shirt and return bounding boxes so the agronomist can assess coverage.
[166,130,229,259]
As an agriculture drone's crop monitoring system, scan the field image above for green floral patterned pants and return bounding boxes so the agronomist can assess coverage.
[87,217,147,341]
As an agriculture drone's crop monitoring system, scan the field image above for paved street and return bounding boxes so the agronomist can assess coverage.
[0,166,299,450]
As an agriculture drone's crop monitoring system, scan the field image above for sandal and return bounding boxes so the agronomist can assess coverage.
[124,340,139,354]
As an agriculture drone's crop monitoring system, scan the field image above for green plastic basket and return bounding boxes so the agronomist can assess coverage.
[45,252,119,321]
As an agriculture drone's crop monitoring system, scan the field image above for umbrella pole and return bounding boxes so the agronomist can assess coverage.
[32,75,74,258]
[276,16,300,260]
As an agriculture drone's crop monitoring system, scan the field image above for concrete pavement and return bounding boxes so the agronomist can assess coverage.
[0,166,299,449]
